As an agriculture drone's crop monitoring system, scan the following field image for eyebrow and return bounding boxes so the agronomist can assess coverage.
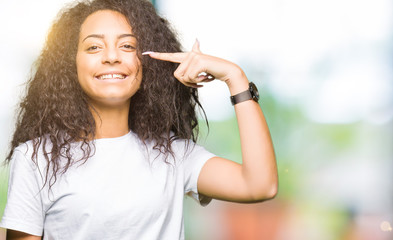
[82,33,136,42]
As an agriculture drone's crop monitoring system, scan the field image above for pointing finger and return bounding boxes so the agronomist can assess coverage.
[142,51,186,63]
[192,39,201,53]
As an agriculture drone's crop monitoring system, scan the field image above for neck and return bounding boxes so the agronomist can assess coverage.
[89,102,130,139]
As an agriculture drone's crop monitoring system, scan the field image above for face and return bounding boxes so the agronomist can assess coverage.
[76,10,142,107]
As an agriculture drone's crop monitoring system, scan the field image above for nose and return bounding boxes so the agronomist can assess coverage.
[102,46,121,64]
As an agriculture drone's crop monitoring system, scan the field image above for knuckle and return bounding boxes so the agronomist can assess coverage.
[194,56,202,65]
[174,71,183,79]
[188,51,197,60]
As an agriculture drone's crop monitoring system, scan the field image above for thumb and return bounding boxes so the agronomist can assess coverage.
[192,39,202,53]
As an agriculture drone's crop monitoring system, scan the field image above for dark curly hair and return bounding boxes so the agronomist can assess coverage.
[6,0,206,188]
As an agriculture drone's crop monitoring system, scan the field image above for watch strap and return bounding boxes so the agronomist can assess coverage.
[230,89,253,105]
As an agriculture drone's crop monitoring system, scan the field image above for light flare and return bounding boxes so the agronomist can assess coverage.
[380,221,392,232]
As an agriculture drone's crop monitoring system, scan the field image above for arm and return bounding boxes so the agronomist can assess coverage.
[144,41,278,203]
[198,70,277,202]
[6,230,41,240]
[2,149,45,238]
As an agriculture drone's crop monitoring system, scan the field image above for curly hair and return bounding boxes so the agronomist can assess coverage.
[7,0,206,188]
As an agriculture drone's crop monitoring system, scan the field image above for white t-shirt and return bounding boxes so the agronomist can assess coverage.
[0,131,215,240]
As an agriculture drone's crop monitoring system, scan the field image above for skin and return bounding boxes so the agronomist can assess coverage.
[76,10,142,139]
[6,10,278,239]
[146,42,278,202]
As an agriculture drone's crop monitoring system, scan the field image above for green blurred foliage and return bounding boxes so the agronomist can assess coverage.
[190,86,366,239]
[0,165,9,219]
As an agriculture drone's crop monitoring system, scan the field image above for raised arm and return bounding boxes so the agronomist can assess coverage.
[143,40,278,203]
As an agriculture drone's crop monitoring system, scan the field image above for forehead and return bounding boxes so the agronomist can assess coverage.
[79,10,133,38]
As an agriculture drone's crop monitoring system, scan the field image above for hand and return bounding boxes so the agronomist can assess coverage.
[142,40,246,88]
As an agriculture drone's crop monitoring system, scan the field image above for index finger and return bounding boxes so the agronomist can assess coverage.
[142,51,186,63]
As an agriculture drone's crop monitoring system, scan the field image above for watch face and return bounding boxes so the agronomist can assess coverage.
[249,82,260,102]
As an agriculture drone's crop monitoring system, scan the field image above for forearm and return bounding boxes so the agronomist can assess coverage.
[227,69,278,200]
[148,43,278,202]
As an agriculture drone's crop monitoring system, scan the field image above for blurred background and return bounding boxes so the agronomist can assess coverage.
[0,0,392,239]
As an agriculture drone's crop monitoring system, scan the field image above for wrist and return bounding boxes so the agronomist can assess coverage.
[225,68,250,95]
[230,82,260,105]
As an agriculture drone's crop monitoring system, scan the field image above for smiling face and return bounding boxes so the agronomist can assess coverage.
[76,10,142,108]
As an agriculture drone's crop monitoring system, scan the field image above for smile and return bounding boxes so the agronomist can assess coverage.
[96,73,128,80]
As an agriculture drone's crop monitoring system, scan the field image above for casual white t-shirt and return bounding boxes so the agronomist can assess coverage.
[0,131,215,240]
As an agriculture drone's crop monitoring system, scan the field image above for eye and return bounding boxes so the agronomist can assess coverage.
[86,45,100,52]
[121,44,136,51]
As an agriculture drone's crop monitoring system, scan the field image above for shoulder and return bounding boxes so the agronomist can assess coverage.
[7,141,40,177]
[170,137,194,152]
[169,138,200,159]
[13,140,35,161]
[10,136,54,168]
[171,138,215,164]
[13,135,52,156]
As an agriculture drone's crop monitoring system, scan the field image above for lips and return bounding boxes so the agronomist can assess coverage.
[95,72,128,80]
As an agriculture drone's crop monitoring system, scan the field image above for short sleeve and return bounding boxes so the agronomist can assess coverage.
[179,142,215,206]
[0,148,44,236]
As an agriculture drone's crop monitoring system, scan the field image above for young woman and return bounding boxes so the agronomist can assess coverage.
[0,0,277,239]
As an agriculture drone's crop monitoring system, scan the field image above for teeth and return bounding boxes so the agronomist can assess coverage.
[100,74,112,80]
[113,74,125,79]
[98,74,126,80]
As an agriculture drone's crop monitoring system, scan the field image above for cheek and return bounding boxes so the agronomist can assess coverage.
[76,54,94,83]
[76,54,85,79]
[128,55,141,70]
[127,55,143,78]
[75,55,93,97]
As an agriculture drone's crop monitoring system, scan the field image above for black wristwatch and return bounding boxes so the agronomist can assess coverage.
[230,82,260,105]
